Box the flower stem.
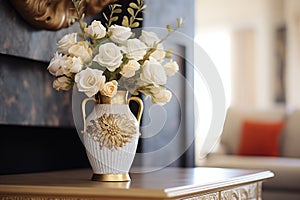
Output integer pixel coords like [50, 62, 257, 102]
[71, 0, 87, 39]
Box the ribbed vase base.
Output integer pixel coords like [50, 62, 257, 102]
[91, 173, 131, 182]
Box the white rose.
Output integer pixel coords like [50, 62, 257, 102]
[74, 68, 106, 97]
[53, 76, 73, 91]
[93, 42, 123, 72]
[63, 56, 83, 74]
[139, 30, 160, 47]
[164, 60, 179, 77]
[150, 44, 166, 62]
[101, 80, 118, 97]
[47, 52, 65, 76]
[68, 41, 93, 63]
[84, 20, 106, 39]
[151, 87, 172, 105]
[57, 33, 77, 54]
[109, 24, 132, 45]
[120, 60, 140, 78]
[140, 57, 167, 87]
[124, 38, 147, 61]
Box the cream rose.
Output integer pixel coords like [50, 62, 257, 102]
[151, 87, 172, 105]
[124, 38, 147, 61]
[48, 55, 82, 76]
[57, 33, 77, 54]
[164, 60, 179, 77]
[53, 76, 73, 91]
[74, 68, 106, 97]
[139, 30, 160, 47]
[93, 42, 123, 72]
[140, 57, 167, 87]
[47, 52, 65, 76]
[84, 20, 106, 39]
[101, 80, 118, 97]
[60, 56, 83, 75]
[120, 60, 140, 78]
[68, 41, 93, 63]
[150, 44, 166, 62]
[108, 24, 132, 45]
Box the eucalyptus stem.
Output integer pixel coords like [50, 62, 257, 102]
[159, 18, 184, 45]
[128, 5, 143, 27]
[71, 0, 87, 39]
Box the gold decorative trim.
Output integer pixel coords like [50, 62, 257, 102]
[98, 90, 128, 104]
[92, 173, 131, 182]
[87, 113, 137, 150]
[9, 0, 117, 30]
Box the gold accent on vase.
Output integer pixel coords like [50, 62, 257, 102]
[81, 97, 97, 134]
[9, 0, 117, 30]
[87, 113, 137, 150]
[97, 91, 144, 123]
[98, 90, 128, 104]
[81, 90, 143, 134]
[92, 173, 131, 182]
[127, 96, 144, 124]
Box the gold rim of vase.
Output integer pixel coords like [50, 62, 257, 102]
[91, 173, 131, 182]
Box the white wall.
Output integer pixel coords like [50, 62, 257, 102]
[285, 0, 300, 108]
[196, 0, 283, 31]
[196, 0, 300, 108]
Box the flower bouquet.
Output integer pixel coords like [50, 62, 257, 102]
[47, 0, 182, 106]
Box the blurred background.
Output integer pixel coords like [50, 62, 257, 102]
[194, 0, 300, 164]
[195, 0, 300, 109]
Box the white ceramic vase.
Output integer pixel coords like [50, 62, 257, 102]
[81, 90, 143, 181]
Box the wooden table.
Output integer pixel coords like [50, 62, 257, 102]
[0, 167, 274, 200]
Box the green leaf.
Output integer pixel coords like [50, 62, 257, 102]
[166, 24, 172, 32]
[102, 13, 108, 21]
[114, 8, 122, 13]
[131, 22, 140, 28]
[176, 18, 183, 27]
[127, 7, 135, 16]
[135, 17, 143, 21]
[165, 48, 173, 59]
[111, 16, 119, 22]
[81, 22, 87, 28]
[122, 16, 129, 27]
[113, 4, 122, 7]
[129, 2, 139, 9]
[142, 10, 149, 15]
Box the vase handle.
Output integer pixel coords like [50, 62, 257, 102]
[128, 96, 144, 124]
[81, 97, 97, 134]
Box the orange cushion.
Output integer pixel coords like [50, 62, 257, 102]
[237, 119, 284, 156]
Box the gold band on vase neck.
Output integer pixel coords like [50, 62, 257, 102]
[97, 90, 128, 104]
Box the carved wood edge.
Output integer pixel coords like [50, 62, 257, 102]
[9, 0, 117, 30]
[181, 182, 262, 200]
[0, 182, 263, 200]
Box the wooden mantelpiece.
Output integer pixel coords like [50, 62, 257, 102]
[0, 167, 274, 200]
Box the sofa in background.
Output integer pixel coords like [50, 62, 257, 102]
[197, 106, 300, 200]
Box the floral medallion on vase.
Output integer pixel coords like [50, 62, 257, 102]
[46, 0, 183, 181]
[87, 113, 137, 150]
